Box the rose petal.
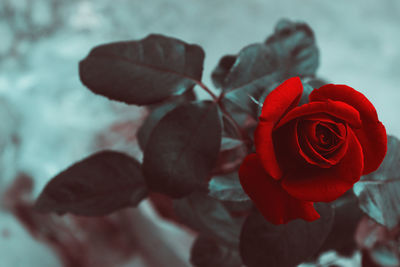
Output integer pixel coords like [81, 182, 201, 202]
[310, 84, 377, 122]
[281, 128, 364, 202]
[309, 124, 349, 162]
[275, 100, 362, 129]
[259, 77, 303, 122]
[255, 77, 303, 179]
[304, 114, 347, 140]
[239, 153, 320, 225]
[273, 120, 303, 174]
[296, 120, 349, 168]
[304, 121, 347, 159]
[309, 84, 387, 174]
[254, 122, 280, 179]
[317, 121, 346, 140]
[306, 120, 347, 153]
[296, 120, 331, 168]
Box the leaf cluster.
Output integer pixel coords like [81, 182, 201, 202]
[34, 19, 400, 267]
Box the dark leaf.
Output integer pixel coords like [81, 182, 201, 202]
[212, 136, 248, 175]
[221, 101, 258, 136]
[354, 135, 400, 229]
[179, 88, 198, 102]
[35, 151, 147, 216]
[191, 235, 242, 267]
[209, 172, 250, 202]
[173, 192, 243, 246]
[216, 110, 256, 158]
[209, 172, 253, 216]
[146, 87, 197, 111]
[265, 19, 319, 78]
[137, 103, 177, 151]
[239, 203, 334, 267]
[211, 55, 237, 89]
[221, 114, 242, 140]
[221, 43, 281, 116]
[143, 101, 221, 198]
[218, 19, 318, 117]
[139, 89, 198, 151]
[314, 191, 364, 258]
[79, 34, 205, 105]
[222, 44, 278, 93]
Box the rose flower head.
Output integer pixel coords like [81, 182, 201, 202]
[239, 77, 387, 225]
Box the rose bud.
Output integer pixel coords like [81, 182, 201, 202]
[239, 77, 387, 224]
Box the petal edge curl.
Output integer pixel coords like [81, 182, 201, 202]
[309, 84, 387, 174]
[275, 100, 362, 129]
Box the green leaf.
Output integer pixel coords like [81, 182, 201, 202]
[211, 55, 237, 89]
[174, 192, 243, 246]
[143, 101, 221, 198]
[221, 44, 280, 116]
[35, 151, 147, 216]
[265, 19, 319, 78]
[313, 191, 363, 259]
[212, 136, 248, 175]
[354, 135, 400, 229]
[223, 44, 278, 93]
[217, 19, 319, 117]
[137, 103, 177, 151]
[79, 34, 205, 105]
[239, 204, 334, 267]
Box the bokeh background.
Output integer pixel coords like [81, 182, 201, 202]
[0, 0, 399, 266]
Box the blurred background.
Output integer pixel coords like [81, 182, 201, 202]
[0, 0, 399, 266]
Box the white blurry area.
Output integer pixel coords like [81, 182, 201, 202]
[0, 0, 399, 266]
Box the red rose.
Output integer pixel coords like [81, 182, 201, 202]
[239, 77, 387, 224]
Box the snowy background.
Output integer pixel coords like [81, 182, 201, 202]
[0, 0, 399, 266]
